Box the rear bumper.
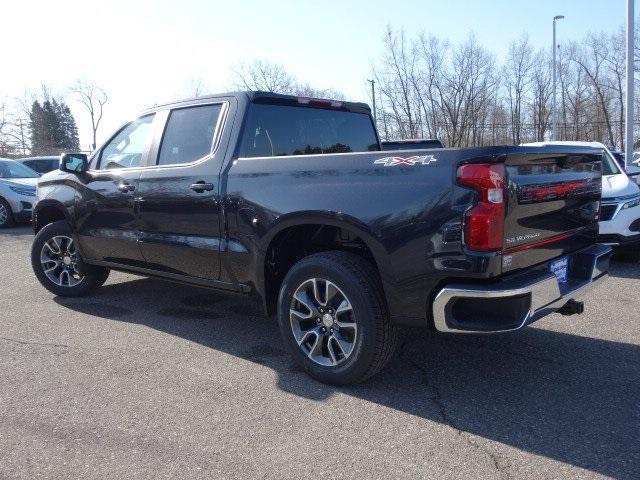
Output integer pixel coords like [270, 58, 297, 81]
[432, 244, 611, 333]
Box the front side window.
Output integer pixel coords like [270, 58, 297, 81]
[157, 104, 222, 165]
[239, 104, 379, 158]
[99, 114, 155, 170]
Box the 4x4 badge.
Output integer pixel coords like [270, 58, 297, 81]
[374, 155, 437, 167]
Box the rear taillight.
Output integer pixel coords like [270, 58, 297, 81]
[457, 163, 505, 252]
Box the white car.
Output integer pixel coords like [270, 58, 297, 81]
[522, 142, 640, 260]
[0, 158, 40, 228]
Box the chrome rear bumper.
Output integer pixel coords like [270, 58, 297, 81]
[432, 244, 611, 333]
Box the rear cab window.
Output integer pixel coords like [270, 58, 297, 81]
[239, 103, 379, 158]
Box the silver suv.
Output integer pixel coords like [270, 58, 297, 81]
[0, 159, 39, 227]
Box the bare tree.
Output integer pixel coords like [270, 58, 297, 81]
[70, 80, 108, 150]
[505, 35, 534, 144]
[232, 60, 296, 93]
[294, 84, 345, 100]
[0, 100, 29, 156]
[529, 49, 553, 141]
[573, 34, 615, 146]
[184, 77, 207, 98]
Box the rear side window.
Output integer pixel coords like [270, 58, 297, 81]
[23, 160, 37, 171]
[239, 104, 379, 158]
[157, 104, 223, 165]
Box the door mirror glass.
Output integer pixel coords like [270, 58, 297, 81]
[60, 153, 88, 174]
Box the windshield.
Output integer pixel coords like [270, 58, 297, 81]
[602, 149, 621, 176]
[0, 160, 40, 179]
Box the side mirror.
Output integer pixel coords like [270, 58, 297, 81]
[60, 153, 88, 174]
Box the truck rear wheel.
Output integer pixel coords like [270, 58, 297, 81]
[277, 251, 398, 385]
[31, 220, 110, 297]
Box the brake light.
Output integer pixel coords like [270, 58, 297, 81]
[296, 97, 343, 109]
[457, 163, 505, 252]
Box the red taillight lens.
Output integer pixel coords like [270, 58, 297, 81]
[457, 163, 505, 252]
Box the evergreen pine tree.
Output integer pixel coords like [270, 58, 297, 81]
[28, 97, 80, 153]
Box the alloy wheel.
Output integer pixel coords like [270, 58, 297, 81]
[289, 278, 358, 366]
[40, 235, 84, 287]
[0, 203, 8, 225]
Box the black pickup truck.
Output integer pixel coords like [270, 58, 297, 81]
[31, 91, 610, 385]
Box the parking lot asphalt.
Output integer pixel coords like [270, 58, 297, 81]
[1, 225, 639, 480]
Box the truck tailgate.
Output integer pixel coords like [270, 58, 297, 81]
[502, 148, 602, 272]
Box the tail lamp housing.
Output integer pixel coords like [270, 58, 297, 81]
[457, 163, 505, 252]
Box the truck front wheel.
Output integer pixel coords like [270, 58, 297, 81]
[31, 220, 110, 297]
[277, 251, 398, 385]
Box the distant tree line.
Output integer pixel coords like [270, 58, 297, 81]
[373, 26, 640, 149]
[0, 80, 108, 158]
[2, 24, 639, 156]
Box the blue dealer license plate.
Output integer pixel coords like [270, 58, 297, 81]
[550, 256, 569, 284]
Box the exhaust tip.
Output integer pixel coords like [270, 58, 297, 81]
[558, 299, 584, 316]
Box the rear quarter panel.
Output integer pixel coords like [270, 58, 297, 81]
[224, 147, 504, 325]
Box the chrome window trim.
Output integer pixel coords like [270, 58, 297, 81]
[88, 101, 229, 174]
[236, 149, 383, 162]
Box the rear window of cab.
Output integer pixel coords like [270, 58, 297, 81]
[239, 104, 379, 158]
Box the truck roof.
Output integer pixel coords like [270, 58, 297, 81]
[144, 91, 371, 114]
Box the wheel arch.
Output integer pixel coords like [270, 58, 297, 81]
[257, 211, 393, 316]
[33, 200, 70, 233]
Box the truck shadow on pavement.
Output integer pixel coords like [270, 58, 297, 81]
[54, 276, 639, 479]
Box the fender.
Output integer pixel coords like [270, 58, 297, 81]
[32, 199, 72, 231]
[253, 210, 397, 311]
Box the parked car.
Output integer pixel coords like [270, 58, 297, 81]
[523, 141, 640, 261]
[19, 156, 60, 174]
[0, 158, 39, 227]
[382, 138, 444, 150]
[31, 92, 610, 384]
[609, 149, 640, 185]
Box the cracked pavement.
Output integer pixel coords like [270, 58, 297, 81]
[1, 226, 639, 479]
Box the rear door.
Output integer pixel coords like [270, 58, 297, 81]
[501, 147, 602, 272]
[75, 114, 156, 266]
[136, 100, 230, 280]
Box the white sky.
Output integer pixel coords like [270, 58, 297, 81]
[1, 0, 630, 149]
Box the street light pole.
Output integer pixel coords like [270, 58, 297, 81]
[552, 15, 564, 140]
[625, 0, 634, 168]
[367, 79, 377, 125]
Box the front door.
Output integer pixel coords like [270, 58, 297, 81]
[136, 102, 227, 280]
[75, 114, 155, 267]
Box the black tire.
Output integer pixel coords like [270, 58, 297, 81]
[0, 197, 15, 228]
[31, 220, 110, 297]
[277, 251, 399, 385]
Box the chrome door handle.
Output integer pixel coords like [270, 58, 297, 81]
[190, 182, 214, 192]
[117, 183, 135, 193]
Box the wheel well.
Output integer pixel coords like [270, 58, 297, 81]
[34, 205, 67, 233]
[263, 224, 380, 315]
